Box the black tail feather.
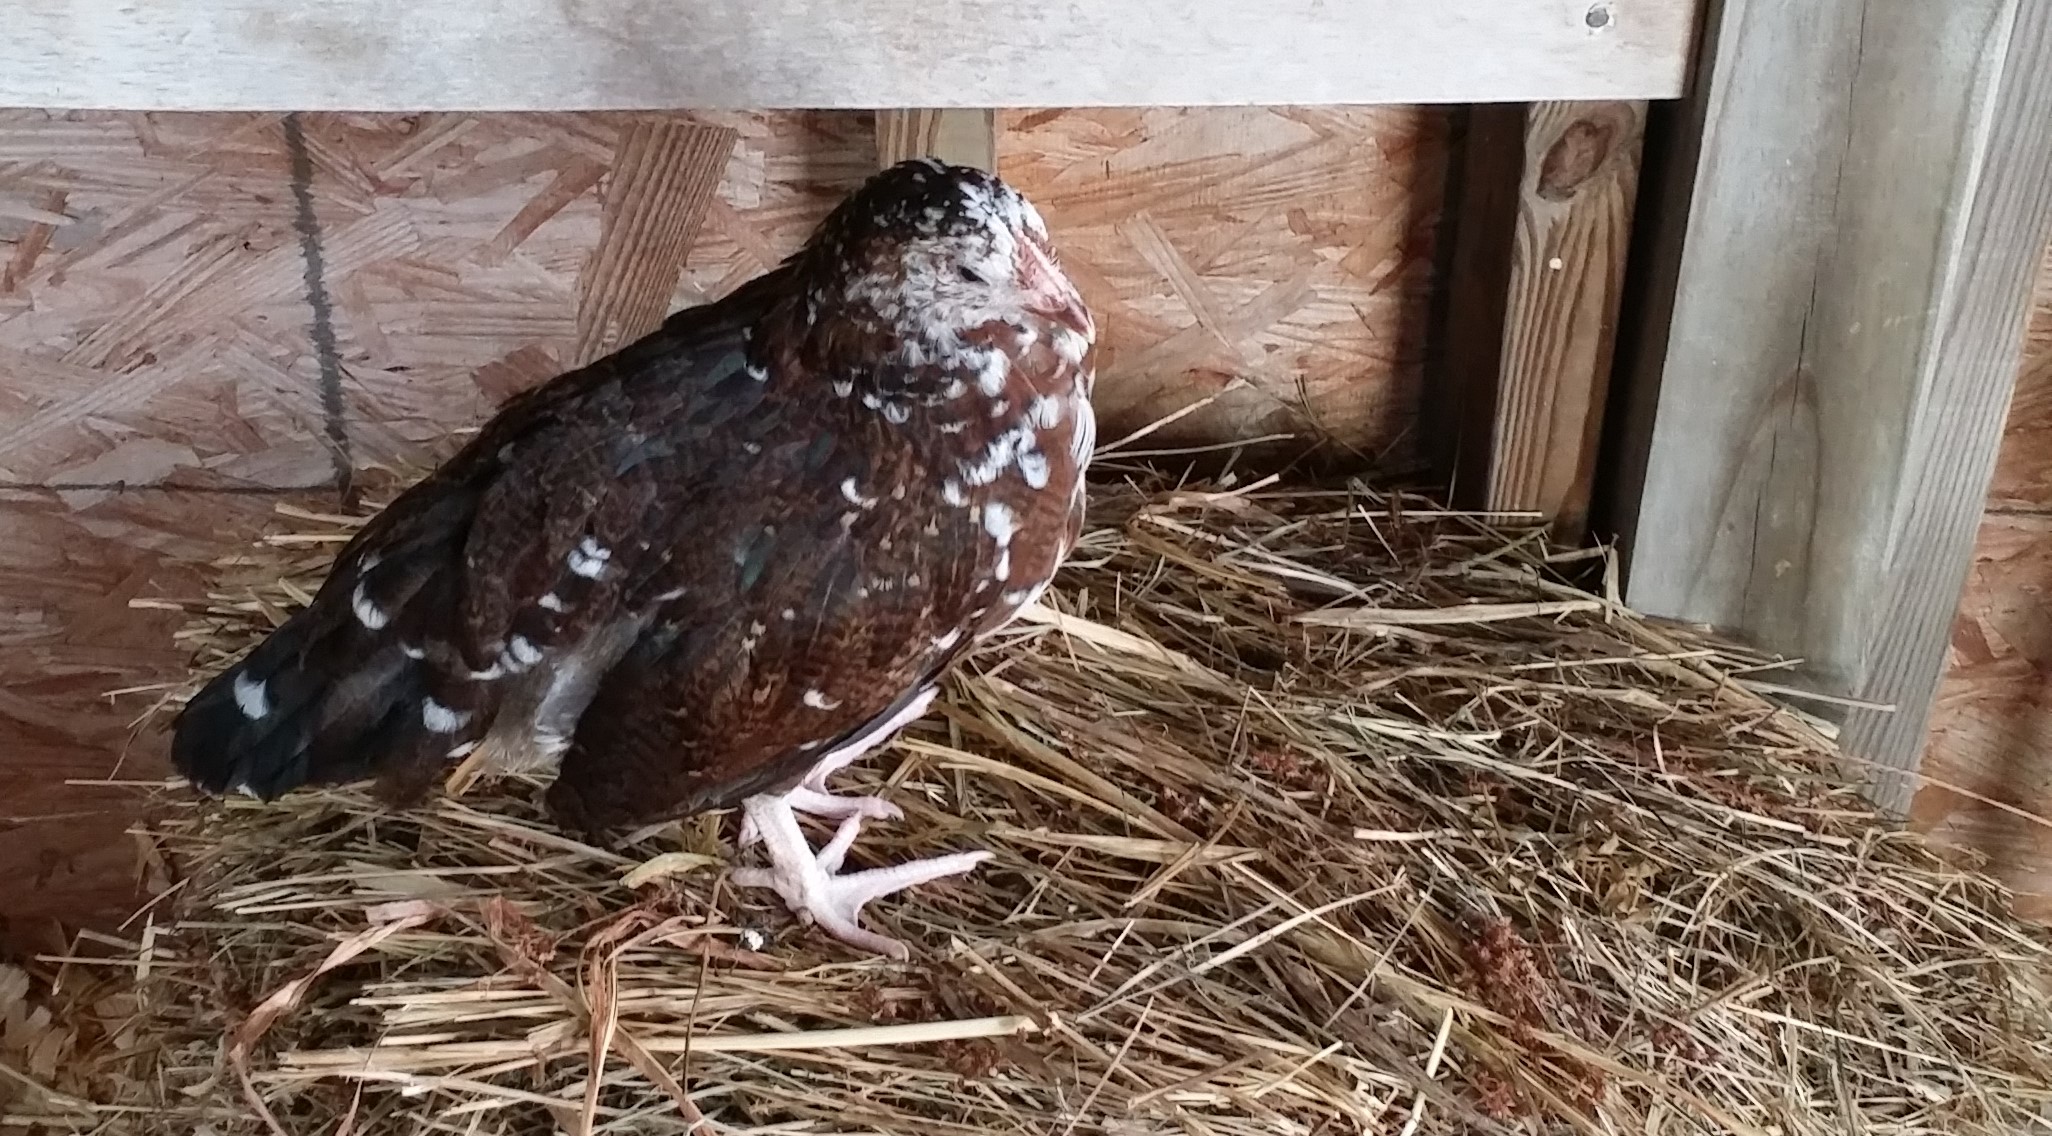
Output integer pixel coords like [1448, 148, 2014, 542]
[170, 608, 424, 800]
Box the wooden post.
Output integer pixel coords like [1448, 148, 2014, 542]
[875, 109, 998, 172]
[1438, 101, 1646, 538]
[571, 121, 738, 366]
[1606, 0, 2052, 812]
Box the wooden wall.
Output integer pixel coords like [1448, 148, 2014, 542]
[1918, 240, 2052, 919]
[0, 107, 1449, 946]
[1000, 107, 1446, 465]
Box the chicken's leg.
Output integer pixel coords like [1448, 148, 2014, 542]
[736, 687, 937, 845]
[730, 793, 989, 960]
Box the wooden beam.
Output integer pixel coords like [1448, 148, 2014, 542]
[1607, 0, 2052, 812]
[1439, 101, 1646, 537]
[876, 110, 998, 173]
[572, 121, 738, 366]
[3, 0, 1701, 111]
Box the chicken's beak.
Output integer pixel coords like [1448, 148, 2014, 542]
[1020, 238, 1095, 342]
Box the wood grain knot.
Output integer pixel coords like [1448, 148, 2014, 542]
[1537, 119, 1617, 201]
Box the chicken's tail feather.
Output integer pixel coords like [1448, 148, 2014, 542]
[169, 606, 425, 799]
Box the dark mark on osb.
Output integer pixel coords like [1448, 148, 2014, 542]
[283, 113, 355, 506]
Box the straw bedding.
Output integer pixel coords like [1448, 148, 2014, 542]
[8, 468, 2052, 1136]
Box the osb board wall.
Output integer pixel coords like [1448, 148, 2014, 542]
[999, 107, 1448, 466]
[0, 107, 1448, 945]
[1917, 239, 2052, 920]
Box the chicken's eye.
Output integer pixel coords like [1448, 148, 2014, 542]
[957, 266, 986, 284]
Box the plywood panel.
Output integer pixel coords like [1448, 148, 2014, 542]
[0, 109, 872, 484]
[4, 0, 1702, 110]
[0, 488, 283, 948]
[1918, 241, 2052, 919]
[1000, 106, 1450, 468]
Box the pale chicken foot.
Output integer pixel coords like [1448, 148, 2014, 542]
[736, 687, 938, 846]
[731, 792, 989, 960]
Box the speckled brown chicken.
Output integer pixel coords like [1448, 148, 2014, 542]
[171, 159, 1097, 958]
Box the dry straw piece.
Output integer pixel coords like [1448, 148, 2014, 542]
[14, 466, 2052, 1135]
